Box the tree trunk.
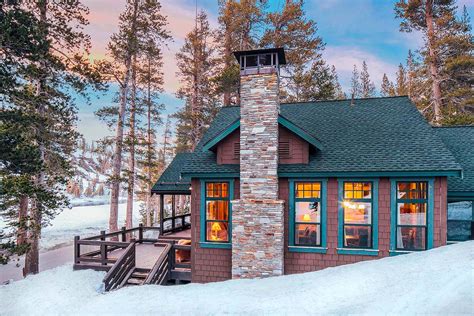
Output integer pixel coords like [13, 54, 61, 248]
[23, 198, 40, 276]
[109, 0, 139, 233]
[24, 0, 47, 277]
[425, 0, 443, 124]
[125, 55, 137, 230]
[223, 27, 232, 106]
[145, 58, 152, 227]
[17, 196, 28, 247]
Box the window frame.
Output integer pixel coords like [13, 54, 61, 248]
[390, 179, 434, 254]
[337, 179, 379, 256]
[200, 179, 234, 249]
[288, 179, 327, 253]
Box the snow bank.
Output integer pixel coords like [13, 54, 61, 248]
[1, 242, 472, 315]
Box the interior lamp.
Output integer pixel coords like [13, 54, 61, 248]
[211, 222, 222, 240]
[303, 213, 311, 222]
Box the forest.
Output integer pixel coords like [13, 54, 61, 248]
[0, 0, 473, 277]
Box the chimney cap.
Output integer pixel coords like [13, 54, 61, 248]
[234, 47, 287, 65]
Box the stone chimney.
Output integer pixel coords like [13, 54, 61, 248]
[231, 48, 286, 279]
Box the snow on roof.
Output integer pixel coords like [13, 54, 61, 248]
[1, 241, 473, 314]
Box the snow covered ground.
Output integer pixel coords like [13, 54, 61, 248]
[1, 241, 472, 315]
[0, 201, 141, 251]
[40, 201, 141, 250]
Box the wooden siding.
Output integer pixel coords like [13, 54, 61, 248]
[190, 177, 448, 282]
[216, 126, 309, 165]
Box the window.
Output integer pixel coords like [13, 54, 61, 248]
[289, 179, 327, 253]
[395, 182, 428, 250]
[294, 182, 322, 246]
[204, 182, 230, 242]
[342, 182, 373, 248]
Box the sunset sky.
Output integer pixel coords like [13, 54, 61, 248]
[77, 0, 474, 142]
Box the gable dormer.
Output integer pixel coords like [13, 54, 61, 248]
[202, 116, 322, 165]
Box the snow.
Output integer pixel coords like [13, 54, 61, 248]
[40, 201, 141, 250]
[1, 241, 472, 315]
[0, 201, 141, 251]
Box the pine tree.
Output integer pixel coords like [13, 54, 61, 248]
[260, 0, 325, 102]
[104, 0, 140, 233]
[135, 37, 168, 227]
[299, 61, 344, 101]
[350, 65, 361, 98]
[214, 0, 267, 106]
[175, 10, 219, 152]
[395, 64, 408, 96]
[160, 115, 173, 166]
[441, 5, 474, 124]
[360, 61, 376, 98]
[381, 74, 396, 97]
[99, 0, 170, 232]
[406, 49, 416, 99]
[396, 1, 474, 124]
[396, 0, 459, 123]
[331, 66, 346, 100]
[0, 0, 103, 274]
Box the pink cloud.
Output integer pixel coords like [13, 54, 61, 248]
[83, 0, 218, 94]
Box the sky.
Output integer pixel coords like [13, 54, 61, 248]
[77, 0, 473, 142]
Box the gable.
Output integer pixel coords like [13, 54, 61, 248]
[216, 126, 310, 165]
[201, 115, 323, 153]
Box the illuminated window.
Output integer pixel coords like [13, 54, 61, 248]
[294, 182, 322, 246]
[342, 182, 373, 248]
[396, 182, 428, 250]
[205, 182, 230, 242]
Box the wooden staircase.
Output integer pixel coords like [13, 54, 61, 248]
[123, 268, 150, 286]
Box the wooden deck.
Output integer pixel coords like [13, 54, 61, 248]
[110, 229, 191, 269]
[73, 226, 192, 290]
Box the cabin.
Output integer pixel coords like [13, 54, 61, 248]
[152, 47, 474, 283]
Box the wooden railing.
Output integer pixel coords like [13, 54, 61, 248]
[73, 224, 192, 288]
[73, 224, 160, 271]
[144, 242, 172, 285]
[103, 242, 136, 291]
[74, 239, 130, 271]
[161, 214, 191, 235]
[157, 237, 192, 282]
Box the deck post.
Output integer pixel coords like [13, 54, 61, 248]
[121, 226, 126, 242]
[100, 243, 106, 265]
[139, 223, 143, 242]
[100, 230, 107, 261]
[172, 195, 176, 231]
[74, 236, 80, 264]
[160, 194, 164, 235]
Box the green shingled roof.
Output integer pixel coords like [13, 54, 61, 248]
[434, 126, 474, 194]
[151, 153, 191, 194]
[180, 96, 462, 177]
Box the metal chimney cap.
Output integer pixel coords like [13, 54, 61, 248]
[233, 47, 287, 65]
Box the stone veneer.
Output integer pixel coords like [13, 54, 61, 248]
[231, 70, 285, 279]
